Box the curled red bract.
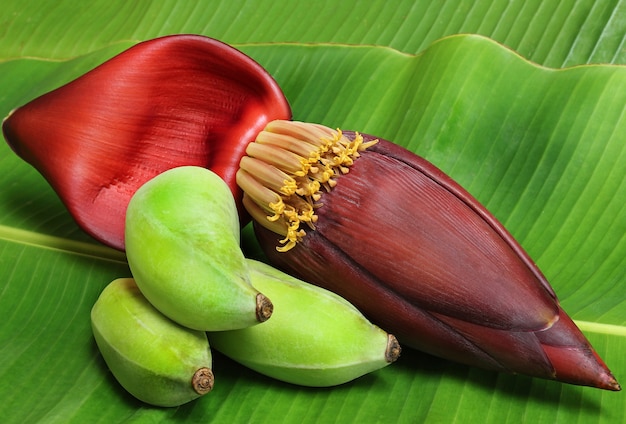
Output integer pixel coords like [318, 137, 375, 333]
[2, 35, 291, 250]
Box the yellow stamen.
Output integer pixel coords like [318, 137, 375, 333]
[236, 169, 282, 214]
[245, 142, 305, 175]
[239, 156, 297, 195]
[237, 120, 378, 251]
[256, 130, 322, 157]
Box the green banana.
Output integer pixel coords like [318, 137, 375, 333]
[91, 278, 214, 407]
[208, 259, 401, 387]
[125, 166, 273, 331]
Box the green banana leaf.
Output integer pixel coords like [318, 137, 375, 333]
[1, 1, 624, 423]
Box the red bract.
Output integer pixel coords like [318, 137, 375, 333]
[2, 35, 291, 250]
[239, 120, 620, 391]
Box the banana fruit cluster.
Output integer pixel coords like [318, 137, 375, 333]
[209, 260, 400, 387]
[91, 166, 398, 407]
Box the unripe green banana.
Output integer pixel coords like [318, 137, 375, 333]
[125, 166, 273, 331]
[208, 259, 401, 387]
[91, 278, 214, 407]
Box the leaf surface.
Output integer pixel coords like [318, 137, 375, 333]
[1, 3, 625, 423]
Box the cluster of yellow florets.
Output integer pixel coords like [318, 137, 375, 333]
[237, 120, 377, 251]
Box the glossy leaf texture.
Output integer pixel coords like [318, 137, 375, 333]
[2, 0, 626, 68]
[1, 11, 626, 424]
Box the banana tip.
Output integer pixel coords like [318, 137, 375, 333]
[256, 293, 274, 322]
[599, 374, 621, 392]
[386, 334, 402, 363]
[192, 367, 214, 395]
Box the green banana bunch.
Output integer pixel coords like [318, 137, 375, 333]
[125, 166, 273, 331]
[91, 278, 214, 407]
[208, 259, 401, 387]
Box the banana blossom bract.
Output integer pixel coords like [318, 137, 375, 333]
[1, 35, 291, 250]
[239, 120, 620, 391]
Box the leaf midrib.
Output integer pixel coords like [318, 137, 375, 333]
[0, 225, 126, 263]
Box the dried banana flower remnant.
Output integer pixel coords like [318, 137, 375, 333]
[239, 119, 620, 391]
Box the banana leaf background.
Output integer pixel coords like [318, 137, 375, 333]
[1, 0, 625, 422]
